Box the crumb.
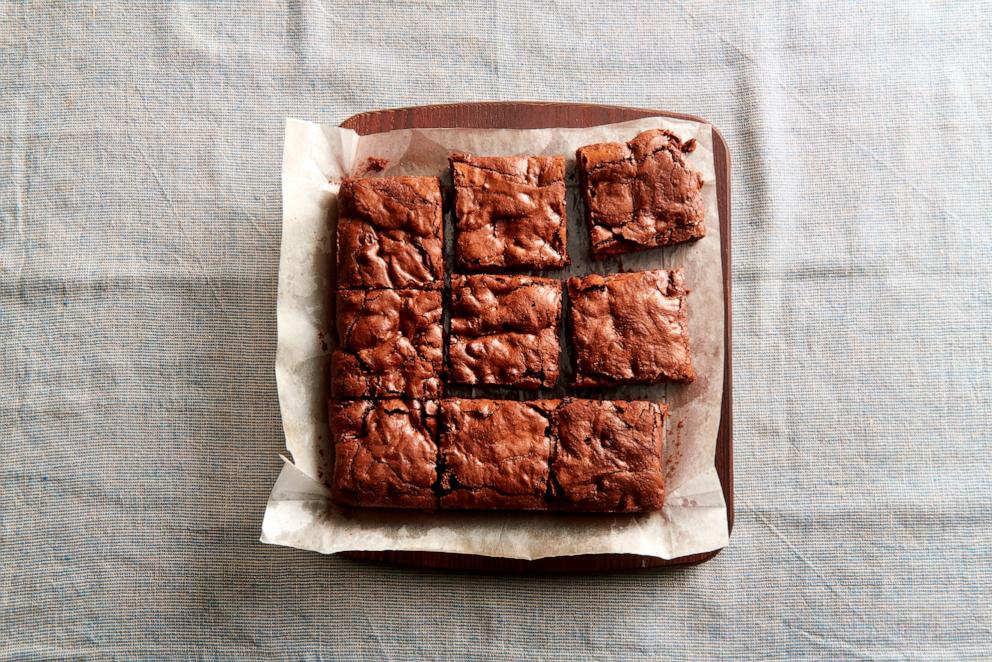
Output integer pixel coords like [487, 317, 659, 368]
[360, 156, 389, 174]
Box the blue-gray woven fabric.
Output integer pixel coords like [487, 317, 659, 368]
[2, 2, 990, 660]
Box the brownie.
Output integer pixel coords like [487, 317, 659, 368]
[439, 398, 556, 510]
[330, 399, 439, 509]
[568, 269, 694, 386]
[332, 288, 443, 398]
[450, 152, 568, 271]
[436, 397, 666, 513]
[336, 177, 443, 289]
[549, 398, 666, 512]
[576, 129, 705, 258]
[448, 274, 562, 389]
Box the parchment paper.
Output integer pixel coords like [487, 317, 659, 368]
[262, 116, 727, 560]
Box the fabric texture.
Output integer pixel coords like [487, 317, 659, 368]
[2, 1, 990, 659]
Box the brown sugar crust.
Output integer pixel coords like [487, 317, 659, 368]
[330, 399, 439, 509]
[450, 152, 568, 271]
[332, 288, 443, 398]
[577, 129, 705, 257]
[336, 177, 443, 289]
[568, 269, 694, 386]
[448, 274, 562, 389]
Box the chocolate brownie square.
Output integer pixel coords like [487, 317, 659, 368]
[330, 399, 439, 509]
[568, 269, 694, 386]
[576, 129, 705, 258]
[448, 274, 562, 389]
[336, 177, 443, 289]
[439, 398, 556, 510]
[450, 152, 568, 271]
[549, 398, 666, 512]
[331, 288, 443, 398]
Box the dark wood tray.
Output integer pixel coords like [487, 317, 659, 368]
[338, 102, 733, 572]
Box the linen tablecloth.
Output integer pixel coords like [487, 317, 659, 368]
[3, 2, 990, 659]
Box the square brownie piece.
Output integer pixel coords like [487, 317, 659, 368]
[439, 398, 557, 510]
[549, 398, 666, 512]
[568, 269, 694, 386]
[450, 152, 568, 271]
[448, 274, 562, 389]
[336, 177, 443, 289]
[332, 288, 443, 398]
[330, 399, 439, 509]
[576, 129, 705, 258]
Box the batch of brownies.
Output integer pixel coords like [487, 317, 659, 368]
[329, 129, 706, 514]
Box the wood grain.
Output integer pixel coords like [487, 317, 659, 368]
[338, 102, 733, 573]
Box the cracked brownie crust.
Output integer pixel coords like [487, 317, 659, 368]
[331, 399, 439, 509]
[568, 269, 695, 386]
[577, 129, 705, 258]
[336, 177, 443, 289]
[325, 143, 693, 515]
[332, 288, 443, 398]
[448, 274, 562, 389]
[450, 152, 568, 271]
[329, 398, 667, 512]
[551, 398, 666, 512]
[439, 398, 557, 510]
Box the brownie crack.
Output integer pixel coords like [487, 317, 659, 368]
[582, 153, 636, 174]
[454, 161, 556, 187]
[408, 237, 436, 276]
[359, 182, 440, 211]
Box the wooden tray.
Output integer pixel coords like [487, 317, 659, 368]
[338, 102, 733, 572]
